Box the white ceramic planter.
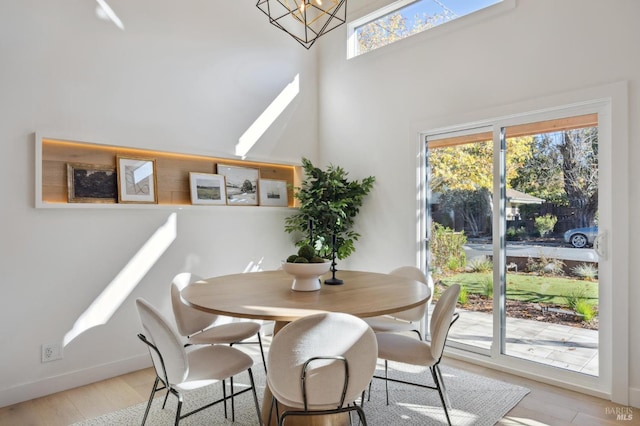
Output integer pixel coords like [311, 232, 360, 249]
[281, 261, 331, 291]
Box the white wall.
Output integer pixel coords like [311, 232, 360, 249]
[0, 0, 319, 406]
[317, 0, 639, 407]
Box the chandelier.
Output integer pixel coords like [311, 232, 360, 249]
[256, 0, 348, 49]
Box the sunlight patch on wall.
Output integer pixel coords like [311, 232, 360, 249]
[235, 74, 300, 159]
[95, 0, 125, 30]
[63, 213, 177, 346]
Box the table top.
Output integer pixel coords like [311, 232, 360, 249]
[181, 269, 431, 323]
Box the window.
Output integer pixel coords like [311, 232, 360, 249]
[348, 0, 503, 57]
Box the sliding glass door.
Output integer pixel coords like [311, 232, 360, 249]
[424, 111, 601, 379]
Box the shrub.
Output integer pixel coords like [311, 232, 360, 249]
[565, 287, 586, 311]
[571, 263, 598, 281]
[481, 275, 493, 298]
[574, 299, 597, 321]
[430, 223, 467, 273]
[466, 256, 493, 273]
[534, 214, 558, 237]
[526, 255, 565, 276]
[458, 286, 468, 305]
[506, 226, 527, 241]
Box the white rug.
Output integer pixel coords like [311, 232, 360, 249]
[73, 360, 529, 426]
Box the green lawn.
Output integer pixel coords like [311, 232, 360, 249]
[440, 272, 598, 306]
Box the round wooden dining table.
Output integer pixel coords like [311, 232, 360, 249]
[181, 269, 431, 426]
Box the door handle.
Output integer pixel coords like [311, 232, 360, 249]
[594, 230, 607, 260]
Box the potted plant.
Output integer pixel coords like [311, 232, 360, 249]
[285, 158, 375, 261]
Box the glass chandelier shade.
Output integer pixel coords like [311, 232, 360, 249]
[256, 0, 348, 49]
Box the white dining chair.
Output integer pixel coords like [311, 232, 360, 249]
[267, 312, 378, 426]
[364, 266, 433, 339]
[170, 272, 267, 372]
[135, 298, 261, 425]
[373, 284, 460, 425]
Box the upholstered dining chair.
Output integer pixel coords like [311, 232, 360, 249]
[364, 266, 433, 340]
[267, 312, 378, 426]
[170, 272, 267, 372]
[373, 283, 460, 426]
[135, 298, 261, 426]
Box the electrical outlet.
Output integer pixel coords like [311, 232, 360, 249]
[42, 342, 63, 362]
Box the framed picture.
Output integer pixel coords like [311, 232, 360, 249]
[216, 164, 259, 206]
[259, 179, 288, 207]
[116, 156, 158, 204]
[189, 172, 227, 205]
[66, 163, 117, 203]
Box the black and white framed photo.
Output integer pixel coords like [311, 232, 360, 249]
[216, 164, 259, 206]
[259, 178, 288, 207]
[189, 172, 227, 205]
[66, 163, 117, 203]
[116, 156, 158, 204]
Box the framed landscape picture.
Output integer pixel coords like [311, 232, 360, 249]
[259, 178, 288, 207]
[116, 156, 158, 204]
[66, 163, 117, 203]
[216, 164, 259, 206]
[189, 172, 227, 205]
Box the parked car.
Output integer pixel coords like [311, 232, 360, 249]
[564, 226, 598, 248]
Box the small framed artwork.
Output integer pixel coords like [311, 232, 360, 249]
[189, 172, 227, 205]
[66, 163, 117, 203]
[259, 179, 288, 207]
[217, 164, 259, 206]
[116, 156, 158, 204]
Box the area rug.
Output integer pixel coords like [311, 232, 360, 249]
[73, 361, 529, 426]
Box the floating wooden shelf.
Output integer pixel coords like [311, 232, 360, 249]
[35, 135, 300, 209]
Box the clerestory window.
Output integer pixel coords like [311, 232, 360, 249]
[348, 0, 504, 58]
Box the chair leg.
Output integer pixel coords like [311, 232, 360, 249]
[384, 360, 390, 406]
[268, 396, 281, 426]
[354, 405, 368, 426]
[141, 376, 161, 426]
[230, 376, 235, 422]
[435, 364, 452, 409]
[257, 332, 267, 373]
[222, 379, 227, 418]
[430, 365, 452, 426]
[247, 368, 262, 424]
[174, 392, 183, 426]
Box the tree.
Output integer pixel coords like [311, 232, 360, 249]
[510, 134, 567, 205]
[429, 137, 532, 235]
[429, 137, 533, 193]
[356, 9, 452, 54]
[510, 127, 598, 228]
[439, 188, 491, 237]
[240, 179, 253, 193]
[560, 128, 598, 227]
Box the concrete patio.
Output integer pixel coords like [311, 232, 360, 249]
[448, 310, 598, 375]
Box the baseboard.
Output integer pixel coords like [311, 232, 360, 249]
[0, 354, 151, 408]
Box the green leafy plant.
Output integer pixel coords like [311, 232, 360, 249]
[506, 226, 527, 241]
[574, 299, 597, 322]
[466, 256, 493, 273]
[565, 287, 588, 312]
[284, 158, 375, 260]
[534, 214, 557, 237]
[458, 285, 468, 305]
[481, 275, 493, 298]
[430, 223, 467, 273]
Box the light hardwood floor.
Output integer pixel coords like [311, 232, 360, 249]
[0, 356, 633, 426]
